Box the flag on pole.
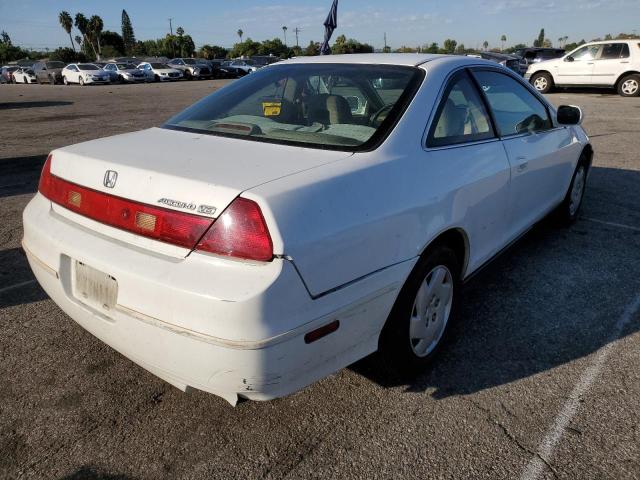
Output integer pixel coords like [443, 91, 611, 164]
[320, 0, 338, 55]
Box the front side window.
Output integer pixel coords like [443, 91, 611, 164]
[599, 43, 630, 59]
[164, 64, 423, 151]
[428, 72, 494, 147]
[473, 70, 552, 136]
[570, 45, 601, 61]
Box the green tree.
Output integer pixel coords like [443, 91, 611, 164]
[455, 43, 466, 54]
[258, 38, 289, 57]
[305, 40, 320, 56]
[395, 46, 416, 53]
[534, 28, 545, 47]
[198, 44, 228, 59]
[500, 34, 507, 51]
[100, 31, 125, 57]
[58, 11, 75, 52]
[49, 46, 87, 63]
[282, 26, 288, 46]
[483, 40, 489, 50]
[443, 38, 457, 54]
[121, 9, 136, 55]
[88, 15, 104, 58]
[229, 38, 261, 58]
[424, 42, 439, 54]
[331, 35, 373, 54]
[75, 13, 97, 58]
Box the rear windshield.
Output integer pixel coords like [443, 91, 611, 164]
[117, 63, 136, 70]
[78, 64, 99, 70]
[150, 63, 168, 69]
[164, 64, 423, 151]
[46, 61, 65, 69]
[184, 59, 197, 65]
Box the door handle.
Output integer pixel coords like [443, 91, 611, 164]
[586, 62, 594, 65]
[621, 61, 630, 64]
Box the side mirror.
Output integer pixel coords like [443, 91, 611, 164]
[557, 105, 583, 125]
[564, 56, 574, 62]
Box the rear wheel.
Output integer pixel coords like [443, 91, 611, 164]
[531, 72, 553, 94]
[379, 245, 461, 372]
[618, 74, 640, 97]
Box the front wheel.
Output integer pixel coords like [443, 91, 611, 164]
[379, 245, 461, 372]
[79, 77, 85, 86]
[63, 76, 69, 85]
[556, 159, 588, 225]
[618, 74, 640, 97]
[530, 72, 554, 94]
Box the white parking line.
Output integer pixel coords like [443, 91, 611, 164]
[583, 217, 640, 232]
[520, 292, 640, 480]
[0, 279, 36, 294]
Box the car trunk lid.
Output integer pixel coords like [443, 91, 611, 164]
[48, 127, 351, 257]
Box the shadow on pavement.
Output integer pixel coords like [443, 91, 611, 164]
[0, 248, 46, 309]
[59, 466, 136, 480]
[0, 154, 46, 198]
[351, 166, 640, 398]
[0, 101, 73, 110]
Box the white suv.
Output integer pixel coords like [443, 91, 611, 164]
[526, 40, 640, 97]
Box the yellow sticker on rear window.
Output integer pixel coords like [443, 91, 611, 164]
[262, 102, 282, 117]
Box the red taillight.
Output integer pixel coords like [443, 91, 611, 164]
[196, 197, 273, 262]
[38, 154, 213, 249]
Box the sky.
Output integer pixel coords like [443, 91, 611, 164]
[1, 0, 639, 52]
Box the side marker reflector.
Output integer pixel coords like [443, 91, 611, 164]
[304, 320, 340, 344]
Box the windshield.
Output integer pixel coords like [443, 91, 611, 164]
[117, 63, 135, 70]
[184, 59, 197, 65]
[78, 64, 99, 70]
[164, 64, 423, 151]
[151, 63, 168, 69]
[46, 61, 65, 69]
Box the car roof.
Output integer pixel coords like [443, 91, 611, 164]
[584, 39, 638, 45]
[280, 53, 444, 66]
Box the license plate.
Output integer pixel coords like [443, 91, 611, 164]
[72, 261, 118, 313]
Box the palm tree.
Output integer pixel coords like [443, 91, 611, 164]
[59, 11, 75, 52]
[88, 15, 104, 58]
[282, 26, 288, 46]
[483, 40, 489, 51]
[500, 35, 506, 51]
[75, 35, 82, 51]
[237, 29, 243, 42]
[75, 13, 97, 58]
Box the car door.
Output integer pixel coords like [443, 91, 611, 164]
[472, 69, 580, 240]
[591, 43, 630, 86]
[556, 44, 601, 85]
[424, 70, 512, 270]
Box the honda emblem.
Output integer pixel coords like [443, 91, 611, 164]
[103, 170, 118, 188]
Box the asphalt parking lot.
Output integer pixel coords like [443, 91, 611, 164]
[1, 81, 639, 480]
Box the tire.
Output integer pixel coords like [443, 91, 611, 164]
[63, 76, 69, 86]
[555, 155, 589, 225]
[154, 74, 160, 82]
[530, 72, 553, 94]
[379, 245, 461, 373]
[617, 74, 640, 97]
[79, 77, 85, 86]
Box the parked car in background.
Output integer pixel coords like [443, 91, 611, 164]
[62, 64, 111, 85]
[220, 60, 249, 78]
[137, 62, 183, 82]
[228, 59, 259, 74]
[513, 47, 565, 74]
[1, 66, 19, 83]
[467, 52, 521, 75]
[251, 55, 280, 67]
[167, 58, 212, 79]
[12, 67, 37, 84]
[103, 63, 146, 83]
[33, 61, 65, 84]
[526, 40, 640, 97]
[24, 54, 592, 405]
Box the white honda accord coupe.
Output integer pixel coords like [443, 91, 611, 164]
[23, 54, 592, 405]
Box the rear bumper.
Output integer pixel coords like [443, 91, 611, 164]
[23, 193, 406, 403]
